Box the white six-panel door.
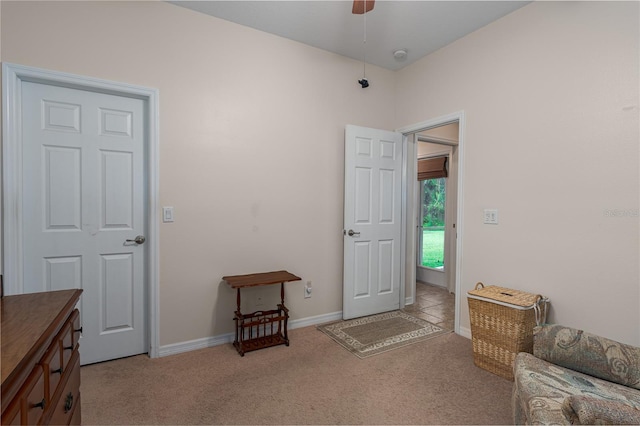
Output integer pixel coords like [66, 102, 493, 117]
[343, 125, 403, 319]
[22, 81, 147, 365]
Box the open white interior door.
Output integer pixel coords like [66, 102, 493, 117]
[343, 125, 403, 319]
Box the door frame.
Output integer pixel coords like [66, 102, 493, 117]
[397, 111, 465, 335]
[2, 62, 161, 358]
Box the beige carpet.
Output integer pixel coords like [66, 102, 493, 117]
[317, 310, 451, 358]
[80, 325, 514, 425]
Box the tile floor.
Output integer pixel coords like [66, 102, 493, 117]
[403, 281, 455, 331]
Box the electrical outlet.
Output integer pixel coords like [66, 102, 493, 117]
[304, 281, 312, 299]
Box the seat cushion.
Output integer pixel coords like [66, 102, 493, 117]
[561, 395, 640, 425]
[513, 352, 640, 425]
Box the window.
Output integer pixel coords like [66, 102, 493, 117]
[420, 177, 446, 269]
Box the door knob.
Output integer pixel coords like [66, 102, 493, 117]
[126, 235, 146, 244]
[347, 229, 360, 237]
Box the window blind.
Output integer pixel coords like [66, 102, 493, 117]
[417, 156, 448, 180]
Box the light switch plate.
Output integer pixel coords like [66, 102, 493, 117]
[483, 209, 498, 224]
[163, 206, 174, 223]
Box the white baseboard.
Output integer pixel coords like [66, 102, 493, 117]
[157, 311, 470, 357]
[458, 325, 472, 339]
[405, 296, 414, 306]
[158, 332, 235, 357]
[289, 310, 343, 329]
[157, 310, 343, 358]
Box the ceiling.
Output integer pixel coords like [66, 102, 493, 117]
[170, 1, 531, 71]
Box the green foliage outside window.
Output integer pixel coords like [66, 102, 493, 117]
[423, 178, 446, 227]
[422, 177, 446, 269]
[422, 230, 444, 268]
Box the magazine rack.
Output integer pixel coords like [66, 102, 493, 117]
[223, 270, 301, 356]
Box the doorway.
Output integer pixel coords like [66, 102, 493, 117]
[414, 125, 459, 331]
[416, 152, 449, 288]
[415, 123, 458, 293]
[397, 112, 464, 334]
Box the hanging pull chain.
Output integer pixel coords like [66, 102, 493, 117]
[358, 0, 370, 88]
[363, 0, 367, 79]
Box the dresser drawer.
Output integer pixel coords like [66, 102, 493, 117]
[70, 309, 81, 347]
[23, 366, 46, 426]
[69, 394, 81, 425]
[48, 351, 80, 426]
[42, 340, 63, 406]
[60, 320, 75, 370]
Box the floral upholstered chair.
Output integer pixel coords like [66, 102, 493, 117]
[512, 324, 640, 424]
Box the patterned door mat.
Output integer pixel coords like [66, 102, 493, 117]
[317, 310, 451, 358]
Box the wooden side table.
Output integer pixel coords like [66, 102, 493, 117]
[222, 270, 301, 356]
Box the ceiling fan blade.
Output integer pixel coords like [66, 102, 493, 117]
[352, 0, 374, 15]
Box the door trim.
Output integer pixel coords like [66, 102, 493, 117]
[396, 111, 465, 336]
[2, 62, 161, 358]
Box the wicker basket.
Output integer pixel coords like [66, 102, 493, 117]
[467, 282, 548, 380]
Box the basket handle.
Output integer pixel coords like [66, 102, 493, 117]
[533, 295, 548, 326]
[475, 282, 485, 290]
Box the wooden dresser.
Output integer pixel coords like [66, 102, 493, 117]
[1, 289, 83, 425]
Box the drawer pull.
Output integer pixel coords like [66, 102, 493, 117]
[52, 367, 63, 375]
[74, 326, 83, 333]
[64, 345, 74, 351]
[64, 393, 73, 413]
[33, 398, 46, 410]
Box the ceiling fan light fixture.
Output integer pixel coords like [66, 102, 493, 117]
[355, 0, 372, 88]
[352, 0, 375, 15]
[393, 49, 408, 61]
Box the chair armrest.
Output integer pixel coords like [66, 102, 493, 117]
[533, 324, 640, 390]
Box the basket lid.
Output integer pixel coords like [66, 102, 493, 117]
[468, 282, 542, 307]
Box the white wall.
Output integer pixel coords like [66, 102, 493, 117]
[396, 1, 640, 345]
[0, 1, 397, 346]
[2, 1, 638, 348]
